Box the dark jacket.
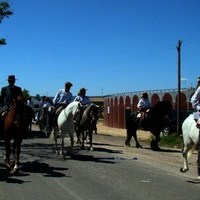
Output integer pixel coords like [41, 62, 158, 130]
[0, 85, 23, 107]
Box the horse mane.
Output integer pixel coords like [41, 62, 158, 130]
[80, 104, 99, 125]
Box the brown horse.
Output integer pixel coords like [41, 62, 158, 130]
[3, 96, 29, 174]
[75, 103, 99, 151]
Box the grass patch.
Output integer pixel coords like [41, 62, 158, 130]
[160, 134, 183, 149]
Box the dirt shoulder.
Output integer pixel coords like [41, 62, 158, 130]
[96, 119, 152, 141]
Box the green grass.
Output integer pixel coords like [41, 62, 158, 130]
[159, 134, 183, 149]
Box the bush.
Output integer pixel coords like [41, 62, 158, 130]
[160, 134, 183, 149]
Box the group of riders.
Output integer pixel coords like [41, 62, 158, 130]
[0, 74, 200, 140]
[0, 75, 95, 139]
[36, 82, 92, 135]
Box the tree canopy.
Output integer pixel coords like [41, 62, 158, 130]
[0, 1, 13, 45]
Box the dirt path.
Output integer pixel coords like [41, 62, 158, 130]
[96, 119, 152, 141]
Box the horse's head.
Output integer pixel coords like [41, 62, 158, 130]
[81, 103, 99, 125]
[11, 95, 24, 108]
[89, 104, 100, 122]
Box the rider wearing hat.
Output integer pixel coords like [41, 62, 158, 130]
[73, 88, 91, 105]
[0, 75, 23, 109]
[73, 87, 91, 124]
[137, 92, 151, 112]
[191, 76, 200, 128]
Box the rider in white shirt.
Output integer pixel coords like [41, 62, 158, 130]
[137, 92, 151, 112]
[191, 76, 200, 128]
[136, 92, 151, 128]
[73, 88, 91, 123]
[53, 82, 73, 110]
[74, 88, 91, 105]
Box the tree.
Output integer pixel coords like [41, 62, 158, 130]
[0, 1, 13, 45]
[23, 89, 30, 100]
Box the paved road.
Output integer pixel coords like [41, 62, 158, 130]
[0, 125, 200, 200]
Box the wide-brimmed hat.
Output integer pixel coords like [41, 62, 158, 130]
[65, 82, 73, 87]
[7, 75, 17, 81]
[142, 92, 148, 98]
[78, 88, 87, 94]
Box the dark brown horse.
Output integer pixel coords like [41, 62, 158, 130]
[3, 96, 30, 174]
[75, 103, 99, 151]
[125, 101, 172, 150]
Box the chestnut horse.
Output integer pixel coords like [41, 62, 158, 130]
[3, 96, 30, 174]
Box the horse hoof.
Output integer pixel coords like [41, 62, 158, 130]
[136, 144, 143, 148]
[180, 168, 188, 173]
[125, 141, 130, 147]
[90, 147, 94, 151]
[12, 168, 19, 175]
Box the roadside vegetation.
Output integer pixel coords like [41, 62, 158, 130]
[160, 134, 183, 149]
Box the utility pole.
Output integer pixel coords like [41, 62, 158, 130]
[176, 40, 182, 134]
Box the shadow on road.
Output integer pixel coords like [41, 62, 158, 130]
[21, 161, 68, 177]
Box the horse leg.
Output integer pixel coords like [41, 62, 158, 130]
[125, 128, 142, 148]
[150, 132, 160, 151]
[88, 130, 93, 151]
[60, 131, 65, 159]
[69, 133, 74, 155]
[12, 138, 22, 174]
[53, 126, 59, 154]
[81, 130, 85, 150]
[180, 145, 190, 173]
[4, 138, 11, 169]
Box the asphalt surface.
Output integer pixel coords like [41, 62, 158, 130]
[0, 124, 200, 200]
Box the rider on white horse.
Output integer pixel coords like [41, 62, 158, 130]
[50, 81, 73, 132]
[191, 76, 200, 128]
[53, 81, 73, 113]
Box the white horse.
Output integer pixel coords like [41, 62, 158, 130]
[51, 101, 80, 159]
[180, 114, 200, 179]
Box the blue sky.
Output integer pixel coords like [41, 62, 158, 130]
[0, 0, 200, 97]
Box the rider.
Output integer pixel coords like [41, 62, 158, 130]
[0, 75, 23, 114]
[73, 87, 91, 123]
[0, 75, 24, 139]
[136, 92, 151, 128]
[74, 88, 91, 105]
[51, 82, 73, 131]
[191, 76, 200, 128]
